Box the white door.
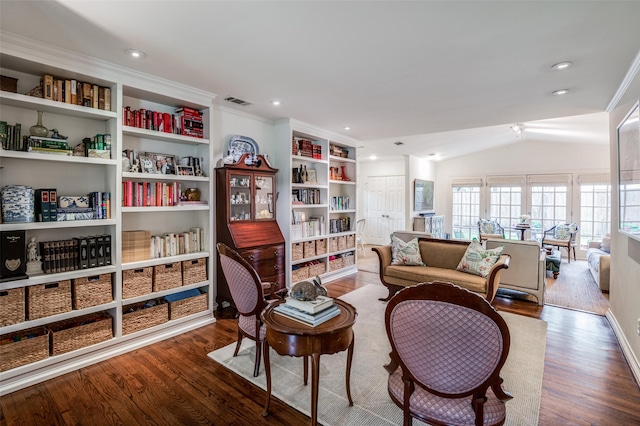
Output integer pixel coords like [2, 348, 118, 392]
[366, 176, 406, 245]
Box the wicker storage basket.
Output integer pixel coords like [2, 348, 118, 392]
[328, 236, 338, 253]
[153, 262, 182, 292]
[315, 239, 326, 255]
[182, 258, 207, 286]
[0, 287, 25, 326]
[0, 327, 49, 372]
[27, 280, 72, 320]
[49, 312, 113, 355]
[291, 242, 303, 261]
[122, 267, 153, 299]
[329, 257, 344, 272]
[167, 292, 208, 320]
[122, 299, 168, 335]
[337, 235, 347, 251]
[291, 265, 309, 282]
[342, 253, 355, 267]
[346, 234, 355, 248]
[303, 241, 316, 258]
[72, 274, 113, 310]
[308, 261, 325, 277]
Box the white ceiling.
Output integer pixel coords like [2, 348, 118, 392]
[1, 1, 639, 161]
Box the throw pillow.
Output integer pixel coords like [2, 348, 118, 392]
[554, 224, 571, 240]
[601, 234, 611, 253]
[479, 218, 499, 234]
[391, 236, 426, 266]
[456, 240, 504, 278]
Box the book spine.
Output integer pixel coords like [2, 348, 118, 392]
[70, 80, 77, 105]
[98, 87, 106, 110]
[42, 74, 54, 100]
[104, 87, 111, 111]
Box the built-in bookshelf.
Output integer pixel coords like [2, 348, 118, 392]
[274, 119, 359, 286]
[0, 36, 215, 395]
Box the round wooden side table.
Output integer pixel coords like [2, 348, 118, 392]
[261, 299, 357, 426]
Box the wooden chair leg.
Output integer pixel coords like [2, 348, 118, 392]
[233, 329, 243, 356]
[253, 339, 262, 377]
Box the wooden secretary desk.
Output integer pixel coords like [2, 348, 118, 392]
[215, 153, 286, 310]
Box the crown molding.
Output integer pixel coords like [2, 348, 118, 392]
[606, 48, 640, 112]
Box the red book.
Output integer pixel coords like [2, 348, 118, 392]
[163, 113, 172, 133]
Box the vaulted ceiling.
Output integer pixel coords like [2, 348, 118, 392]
[1, 1, 639, 160]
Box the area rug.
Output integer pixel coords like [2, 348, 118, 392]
[209, 284, 547, 426]
[543, 259, 609, 315]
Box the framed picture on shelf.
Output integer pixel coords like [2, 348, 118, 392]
[306, 169, 317, 184]
[147, 152, 176, 174]
[140, 155, 157, 174]
[177, 165, 194, 176]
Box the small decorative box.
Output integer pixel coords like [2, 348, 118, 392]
[58, 196, 90, 209]
[56, 208, 95, 221]
[1, 185, 35, 223]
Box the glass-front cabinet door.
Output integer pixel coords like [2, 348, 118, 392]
[229, 173, 252, 221]
[254, 174, 274, 220]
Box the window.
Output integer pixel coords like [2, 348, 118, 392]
[487, 176, 526, 240]
[579, 174, 611, 249]
[451, 178, 482, 240]
[528, 174, 571, 237]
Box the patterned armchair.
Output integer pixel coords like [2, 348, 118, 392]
[478, 218, 505, 242]
[542, 223, 579, 263]
[384, 282, 512, 426]
[216, 242, 279, 377]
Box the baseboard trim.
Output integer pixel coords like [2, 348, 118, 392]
[606, 309, 640, 387]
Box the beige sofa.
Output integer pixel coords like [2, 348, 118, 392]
[587, 240, 610, 292]
[372, 237, 510, 303]
[485, 238, 546, 305]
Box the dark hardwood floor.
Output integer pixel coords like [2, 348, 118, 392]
[2, 271, 639, 425]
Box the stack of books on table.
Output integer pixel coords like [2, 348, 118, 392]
[274, 296, 340, 327]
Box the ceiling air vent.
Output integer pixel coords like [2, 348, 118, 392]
[224, 96, 252, 107]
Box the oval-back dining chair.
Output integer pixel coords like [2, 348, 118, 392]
[385, 281, 512, 426]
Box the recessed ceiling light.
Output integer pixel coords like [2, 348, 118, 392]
[370, 155, 377, 160]
[551, 61, 573, 71]
[552, 89, 570, 96]
[394, 141, 404, 146]
[126, 49, 146, 59]
[271, 100, 281, 106]
[344, 126, 351, 130]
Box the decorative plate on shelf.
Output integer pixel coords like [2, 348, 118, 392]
[228, 135, 259, 163]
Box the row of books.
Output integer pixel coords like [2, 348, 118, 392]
[274, 296, 339, 327]
[0, 121, 21, 151]
[330, 196, 351, 211]
[292, 189, 322, 205]
[291, 216, 325, 240]
[39, 235, 111, 274]
[123, 106, 203, 138]
[150, 228, 203, 259]
[292, 137, 322, 159]
[122, 181, 196, 207]
[329, 217, 352, 233]
[40, 75, 111, 110]
[32, 190, 110, 222]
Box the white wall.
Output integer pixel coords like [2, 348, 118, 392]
[608, 65, 640, 385]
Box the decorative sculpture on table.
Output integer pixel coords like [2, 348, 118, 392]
[289, 276, 327, 301]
